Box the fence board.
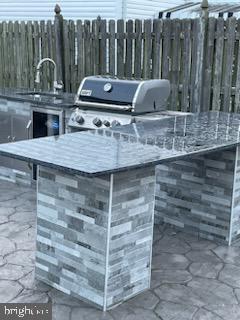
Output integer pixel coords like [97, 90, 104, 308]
[100, 20, 107, 75]
[92, 19, 100, 75]
[63, 20, 71, 92]
[222, 17, 236, 112]
[76, 20, 84, 84]
[202, 17, 216, 111]
[152, 19, 162, 79]
[2, 22, 7, 87]
[84, 20, 92, 77]
[181, 19, 191, 112]
[162, 19, 171, 80]
[170, 19, 181, 111]
[117, 20, 124, 77]
[134, 19, 142, 78]
[0, 24, 3, 87]
[234, 19, 240, 112]
[143, 20, 152, 79]
[125, 20, 133, 78]
[69, 20, 76, 92]
[212, 18, 224, 111]
[27, 22, 34, 89]
[109, 20, 115, 76]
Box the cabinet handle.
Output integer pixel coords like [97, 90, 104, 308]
[26, 120, 32, 140]
[7, 136, 11, 141]
[12, 136, 15, 141]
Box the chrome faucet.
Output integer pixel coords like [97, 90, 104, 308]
[35, 58, 63, 94]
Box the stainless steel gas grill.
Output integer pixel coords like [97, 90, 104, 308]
[68, 76, 170, 131]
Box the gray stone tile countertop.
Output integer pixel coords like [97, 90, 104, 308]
[0, 88, 75, 109]
[0, 111, 239, 176]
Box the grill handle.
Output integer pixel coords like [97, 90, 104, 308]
[75, 101, 133, 112]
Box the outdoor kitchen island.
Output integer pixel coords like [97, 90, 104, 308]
[0, 111, 240, 310]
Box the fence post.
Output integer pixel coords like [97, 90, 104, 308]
[192, 0, 209, 112]
[54, 4, 65, 89]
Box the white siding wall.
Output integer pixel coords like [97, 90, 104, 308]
[0, 0, 121, 21]
[1, 0, 239, 21]
[124, 0, 185, 19]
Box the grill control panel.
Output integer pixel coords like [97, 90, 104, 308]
[68, 108, 134, 130]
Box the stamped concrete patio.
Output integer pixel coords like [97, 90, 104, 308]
[0, 180, 240, 320]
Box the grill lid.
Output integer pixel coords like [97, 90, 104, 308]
[75, 76, 170, 113]
[79, 77, 139, 107]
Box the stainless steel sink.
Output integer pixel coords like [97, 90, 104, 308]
[16, 91, 63, 99]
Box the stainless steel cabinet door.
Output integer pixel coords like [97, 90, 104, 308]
[12, 114, 30, 142]
[11, 114, 31, 173]
[0, 111, 11, 143]
[0, 112, 12, 167]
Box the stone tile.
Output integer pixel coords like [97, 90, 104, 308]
[155, 301, 198, 320]
[0, 197, 35, 211]
[153, 225, 163, 243]
[53, 305, 71, 320]
[0, 222, 30, 238]
[11, 289, 49, 303]
[125, 291, 159, 310]
[0, 256, 4, 267]
[187, 278, 238, 306]
[151, 270, 192, 289]
[0, 264, 32, 281]
[154, 284, 204, 307]
[0, 216, 8, 224]
[19, 271, 51, 292]
[0, 280, 22, 302]
[5, 250, 35, 267]
[0, 207, 15, 217]
[189, 262, 223, 279]
[213, 246, 240, 265]
[185, 250, 221, 264]
[0, 189, 22, 201]
[11, 227, 36, 251]
[71, 307, 114, 320]
[155, 277, 237, 308]
[206, 305, 240, 320]
[193, 309, 222, 320]
[235, 287, 240, 300]
[0, 237, 15, 256]
[10, 210, 36, 224]
[49, 289, 90, 307]
[219, 264, 240, 288]
[152, 235, 191, 255]
[19, 270, 35, 289]
[18, 191, 36, 202]
[186, 239, 218, 251]
[108, 305, 159, 320]
[152, 253, 190, 270]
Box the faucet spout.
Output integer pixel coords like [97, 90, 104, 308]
[35, 58, 63, 94]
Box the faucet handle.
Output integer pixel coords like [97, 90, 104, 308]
[54, 80, 64, 91]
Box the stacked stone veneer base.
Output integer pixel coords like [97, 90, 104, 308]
[36, 165, 155, 310]
[155, 146, 240, 244]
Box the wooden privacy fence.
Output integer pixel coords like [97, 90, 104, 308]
[1, 13, 240, 113]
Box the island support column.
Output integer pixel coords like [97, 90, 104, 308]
[35, 165, 156, 310]
[155, 146, 240, 245]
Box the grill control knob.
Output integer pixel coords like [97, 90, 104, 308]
[103, 120, 111, 127]
[111, 120, 121, 127]
[75, 115, 84, 124]
[93, 118, 102, 127]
